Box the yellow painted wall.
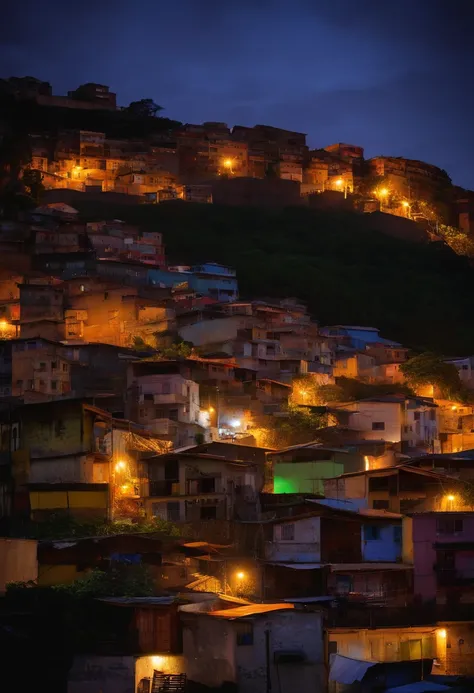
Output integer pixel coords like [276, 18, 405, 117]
[329, 627, 443, 666]
[37, 564, 85, 586]
[30, 489, 108, 510]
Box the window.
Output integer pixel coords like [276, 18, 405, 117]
[167, 501, 180, 521]
[394, 526, 402, 543]
[39, 362, 46, 371]
[328, 641, 338, 655]
[168, 409, 179, 421]
[335, 575, 352, 595]
[280, 523, 295, 540]
[162, 383, 171, 395]
[51, 361, 58, 370]
[51, 381, 57, 390]
[200, 506, 217, 520]
[430, 409, 436, 421]
[372, 500, 390, 510]
[236, 622, 254, 646]
[364, 525, 381, 540]
[16, 379, 23, 388]
[414, 412, 421, 421]
[372, 421, 385, 430]
[437, 517, 463, 535]
[63, 363, 68, 372]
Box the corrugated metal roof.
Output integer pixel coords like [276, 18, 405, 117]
[330, 563, 412, 571]
[210, 603, 294, 619]
[266, 562, 325, 570]
[329, 655, 378, 684]
[385, 682, 450, 693]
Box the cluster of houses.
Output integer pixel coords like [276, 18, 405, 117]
[3, 203, 474, 692]
[3, 76, 474, 231]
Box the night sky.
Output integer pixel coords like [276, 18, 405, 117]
[2, 1, 474, 188]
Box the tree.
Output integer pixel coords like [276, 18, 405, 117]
[400, 352, 464, 399]
[22, 166, 45, 205]
[124, 98, 163, 118]
[290, 375, 345, 406]
[153, 338, 194, 360]
[249, 404, 326, 449]
[54, 565, 155, 598]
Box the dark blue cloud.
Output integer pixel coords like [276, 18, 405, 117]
[2, 0, 473, 186]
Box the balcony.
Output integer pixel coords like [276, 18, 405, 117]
[149, 480, 180, 497]
[153, 393, 188, 404]
[150, 419, 178, 436]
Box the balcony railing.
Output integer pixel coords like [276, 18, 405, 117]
[153, 393, 188, 404]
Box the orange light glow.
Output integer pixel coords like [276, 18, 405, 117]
[335, 178, 343, 188]
[115, 460, 126, 471]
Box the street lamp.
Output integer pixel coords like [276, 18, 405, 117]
[223, 159, 234, 174]
[402, 200, 412, 219]
[335, 177, 350, 199]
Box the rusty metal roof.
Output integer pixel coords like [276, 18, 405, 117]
[210, 603, 294, 619]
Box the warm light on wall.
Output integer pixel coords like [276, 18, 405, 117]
[437, 628, 447, 639]
[364, 455, 370, 471]
[152, 655, 165, 668]
[115, 460, 126, 471]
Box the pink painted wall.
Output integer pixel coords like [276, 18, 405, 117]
[412, 512, 474, 602]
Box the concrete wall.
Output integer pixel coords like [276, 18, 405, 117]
[68, 655, 135, 693]
[236, 611, 325, 693]
[178, 316, 247, 347]
[68, 654, 185, 693]
[266, 516, 321, 562]
[345, 401, 402, 443]
[29, 454, 92, 483]
[0, 538, 38, 591]
[274, 461, 344, 495]
[182, 611, 324, 693]
[362, 523, 402, 562]
[183, 615, 237, 687]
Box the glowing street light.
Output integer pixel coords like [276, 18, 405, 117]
[230, 419, 241, 428]
[115, 460, 126, 471]
[222, 158, 234, 174]
[335, 177, 350, 199]
[402, 200, 412, 219]
[236, 571, 246, 580]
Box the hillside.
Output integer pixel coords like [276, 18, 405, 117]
[74, 200, 474, 355]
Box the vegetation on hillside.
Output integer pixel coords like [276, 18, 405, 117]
[400, 352, 467, 400]
[73, 200, 474, 355]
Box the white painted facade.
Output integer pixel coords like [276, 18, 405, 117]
[265, 516, 321, 563]
[342, 398, 438, 449]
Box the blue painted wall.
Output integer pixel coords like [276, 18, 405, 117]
[362, 523, 402, 562]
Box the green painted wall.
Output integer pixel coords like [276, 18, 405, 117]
[273, 461, 344, 494]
